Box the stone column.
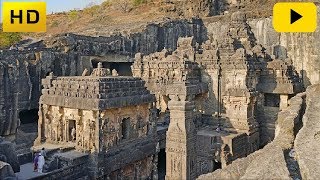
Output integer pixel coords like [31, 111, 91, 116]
[166, 94, 196, 180]
[280, 94, 289, 110]
[34, 105, 45, 145]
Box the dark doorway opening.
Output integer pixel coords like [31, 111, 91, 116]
[158, 148, 166, 180]
[110, 62, 133, 76]
[91, 60, 133, 76]
[121, 118, 130, 140]
[19, 109, 39, 124]
[213, 161, 222, 170]
[264, 93, 280, 107]
[69, 120, 76, 142]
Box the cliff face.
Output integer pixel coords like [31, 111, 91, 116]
[249, 17, 320, 87]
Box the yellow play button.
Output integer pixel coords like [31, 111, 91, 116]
[273, 2, 317, 32]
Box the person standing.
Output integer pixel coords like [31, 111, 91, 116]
[37, 153, 45, 173]
[33, 153, 39, 172]
[40, 148, 46, 159]
[71, 127, 76, 142]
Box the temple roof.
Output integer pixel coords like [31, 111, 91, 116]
[40, 64, 155, 110]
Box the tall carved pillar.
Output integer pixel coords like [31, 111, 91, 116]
[166, 90, 196, 180]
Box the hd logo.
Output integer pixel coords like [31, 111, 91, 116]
[2, 2, 46, 32]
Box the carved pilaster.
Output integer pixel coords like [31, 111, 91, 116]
[166, 96, 196, 180]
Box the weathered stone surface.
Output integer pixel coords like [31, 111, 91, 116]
[295, 84, 320, 180]
[248, 16, 320, 87]
[240, 145, 290, 180]
[0, 140, 20, 173]
[0, 161, 16, 180]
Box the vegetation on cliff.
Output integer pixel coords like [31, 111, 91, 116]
[0, 25, 22, 49]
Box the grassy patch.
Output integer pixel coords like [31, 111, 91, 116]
[0, 30, 22, 49]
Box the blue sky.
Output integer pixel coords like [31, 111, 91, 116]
[1, 0, 105, 13]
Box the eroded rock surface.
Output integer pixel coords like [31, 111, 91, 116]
[295, 84, 320, 179]
[0, 161, 16, 180]
[0, 139, 19, 173]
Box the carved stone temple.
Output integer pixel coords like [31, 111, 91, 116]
[10, 10, 305, 180]
[131, 11, 303, 179]
[34, 63, 158, 179]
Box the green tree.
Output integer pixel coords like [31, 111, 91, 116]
[0, 30, 22, 49]
[68, 10, 79, 20]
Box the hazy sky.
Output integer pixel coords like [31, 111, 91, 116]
[1, 0, 105, 13]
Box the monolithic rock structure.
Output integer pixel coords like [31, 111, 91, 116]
[1, 1, 320, 179]
[131, 11, 303, 178]
[33, 63, 158, 179]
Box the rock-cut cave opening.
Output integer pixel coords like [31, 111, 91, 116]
[92, 60, 133, 76]
[18, 109, 39, 125]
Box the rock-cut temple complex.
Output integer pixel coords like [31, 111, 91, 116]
[2, 7, 319, 179]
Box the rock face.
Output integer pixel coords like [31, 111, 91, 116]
[249, 16, 320, 87]
[294, 84, 320, 179]
[0, 139, 19, 172]
[0, 161, 16, 180]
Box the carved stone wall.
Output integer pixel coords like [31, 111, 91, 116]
[34, 66, 158, 178]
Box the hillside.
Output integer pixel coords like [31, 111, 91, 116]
[7, 0, 320, 40]
[26, 0, 283, 38]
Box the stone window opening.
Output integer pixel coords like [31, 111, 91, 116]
[121, 118, 130, 140]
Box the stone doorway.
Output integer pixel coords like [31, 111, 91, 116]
[69, 120, 76, 142]
[121, 118, 130, 140]
[158, 148, 166, 179]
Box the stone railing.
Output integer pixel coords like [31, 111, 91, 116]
[32, 163, 87, 180]
[197, 92, 306, 179]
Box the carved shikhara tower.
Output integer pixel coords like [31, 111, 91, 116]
[34, 64, 158, 179]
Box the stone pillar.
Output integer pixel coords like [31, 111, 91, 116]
[34, 105, 45, 145]
[280, 94, 289, 110]
[166, 95, 196, 180]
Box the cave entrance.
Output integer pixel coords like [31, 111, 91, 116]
[157, 148, 166, 179]
[92, 60, 133, 76]
[19, 109, 39, 125]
